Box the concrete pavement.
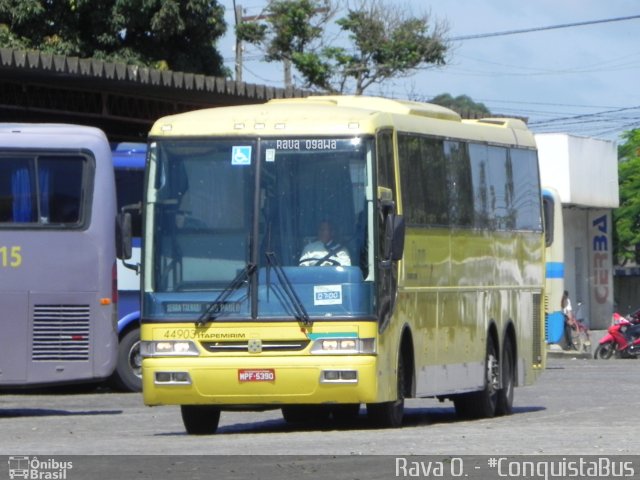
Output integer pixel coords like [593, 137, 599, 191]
[546, 329, 609, 359]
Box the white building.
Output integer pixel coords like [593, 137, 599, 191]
[536, 133, 619, 329]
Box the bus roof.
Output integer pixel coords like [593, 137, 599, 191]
[111, 142, 147, 169]
[0, 123, 110, 152]
[148, 96, 536, 148]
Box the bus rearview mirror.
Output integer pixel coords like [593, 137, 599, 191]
[116, 212, 132, 260]
[383, 214, 405, 262]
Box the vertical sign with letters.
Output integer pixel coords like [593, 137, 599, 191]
[590, 210, 614, 329]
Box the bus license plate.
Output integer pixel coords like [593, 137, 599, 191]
[238, 369, 275, 382]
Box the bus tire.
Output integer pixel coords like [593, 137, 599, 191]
[367, 353, 405, 428]
[454, 337, 498, 419]
[495, 339, 514, 416]
[181, 405, 221, 435]
[111, 328, 142, 392]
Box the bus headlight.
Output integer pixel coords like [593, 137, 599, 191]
[310, 338, 375, 354]
[141, 340, 200, 357]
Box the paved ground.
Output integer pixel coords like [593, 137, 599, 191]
[2, 355, 639, 478]
[0, 355, 637, 455]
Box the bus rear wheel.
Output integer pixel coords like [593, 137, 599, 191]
[495, 339, 515, 416]
[180, 405, 221, 435]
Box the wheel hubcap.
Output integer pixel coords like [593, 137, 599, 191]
[129, 341, 142, 378]
[487, 353, 500, 395]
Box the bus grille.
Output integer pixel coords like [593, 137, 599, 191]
[543, 293, 550, 341]
[32, 304, 91, 361]
[201, 340, 310, 353]
[532, 293, 543, 365]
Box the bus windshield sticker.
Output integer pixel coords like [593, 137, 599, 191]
[275, 139, 338, 151]
[313, 285, 343, 306]
[231, 146, 252, 165]
[163, 302, 241, 314]
[265, 148, 276, 162]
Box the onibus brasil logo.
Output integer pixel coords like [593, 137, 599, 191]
[8, 456, 73, 479]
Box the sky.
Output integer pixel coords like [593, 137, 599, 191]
[216, 0, 639, 143]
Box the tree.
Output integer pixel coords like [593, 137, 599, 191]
[614, 129, 640, 265]
[0, 0, 228, 75]
[429, 93, 491, 117]
[236, 0, 332, 88]
[237, 0, 449, 94]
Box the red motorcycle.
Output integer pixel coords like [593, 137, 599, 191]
[594, 312, 640, 359]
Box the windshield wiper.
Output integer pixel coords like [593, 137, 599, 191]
[265, 252, 311, 326]
[196, 263, 256, 325]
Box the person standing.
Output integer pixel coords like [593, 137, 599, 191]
[562, 290, 576, 350]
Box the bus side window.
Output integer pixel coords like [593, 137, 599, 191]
[543, 195, 554, 247]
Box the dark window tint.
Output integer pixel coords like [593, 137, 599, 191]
[446, 141, 473, 227]
[468, 144, 492, 229]
[377, 130, 395, 190]
[398, 134, 448, 226]
[395, 134, 542, 232]
[115, 168, 144, 237]
[0, 154, 88, 226]
[511, 149, 542, 231]
[542, 193, 555, 247]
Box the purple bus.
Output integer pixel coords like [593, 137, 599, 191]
[0, 124, 119, 387]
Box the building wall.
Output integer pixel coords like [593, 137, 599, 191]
[537, 134, 618, 208]
[536, 133, 618, 332]
[562, 208, 614, 329]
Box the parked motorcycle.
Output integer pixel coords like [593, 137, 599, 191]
[594, 312, 640, 359]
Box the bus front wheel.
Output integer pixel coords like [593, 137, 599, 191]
[454, 337, 499, 419]
[367, 353, 405, 428]
[181, 405, 221, 435]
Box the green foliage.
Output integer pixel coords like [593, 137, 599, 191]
[290, 51, 333, 91]
[236, 22, 267, 45]
[429, 93, 491, 117]
[320, 2, 447, 94]
[238, 0, 330, 76]
[263, 0, 327, 62]
[614, 129, 640, 264]
[0, 0, 227, 75]
[242, 0, 448, 94]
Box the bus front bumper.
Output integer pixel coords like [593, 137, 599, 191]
[142, 355, 379, 407]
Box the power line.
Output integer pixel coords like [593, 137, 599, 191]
[528, 105, 640, 127]
[451, 51, 640, 77]
[451, 14, 640, 41]
[476, 98, 624, 110]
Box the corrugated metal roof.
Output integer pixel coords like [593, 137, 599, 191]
[0, 47, 306, 101]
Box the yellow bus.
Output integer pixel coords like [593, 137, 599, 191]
[137, 96, 545, 434]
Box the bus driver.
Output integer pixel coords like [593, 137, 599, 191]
[299, 220, 351, 267]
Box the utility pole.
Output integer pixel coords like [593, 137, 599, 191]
[283, 59, 292, 91]
[233, 1, 243, 83]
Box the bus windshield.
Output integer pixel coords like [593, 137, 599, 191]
[144, 137, 375, 321]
